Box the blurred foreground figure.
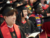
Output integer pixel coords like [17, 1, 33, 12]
[0, 3, 26, 38]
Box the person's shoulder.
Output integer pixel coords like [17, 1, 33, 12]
[13, 24, 22, 30]
[29, 15, 35, 19]
[29, 14, 35, 18]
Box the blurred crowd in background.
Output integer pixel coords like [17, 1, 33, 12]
[0, 0, 50, 38]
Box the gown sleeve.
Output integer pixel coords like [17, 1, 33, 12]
[42, 10, 47, 17]
[19, 26, 26, 38]
[29, 17, 37, 27]
[29, 20, 39, 33]
[0, 29, 3, 38]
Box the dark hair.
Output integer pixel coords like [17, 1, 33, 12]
[17, 11, 30, 26]
[3, 9, 18, 16]
[44, 1, 47, 4]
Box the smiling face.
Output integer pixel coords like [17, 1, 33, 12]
[36, 4, 43, 14]
[21, 10, 28, 18]
[4, 12, 16, 25]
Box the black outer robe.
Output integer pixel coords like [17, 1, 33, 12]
[29, 17, 43, 27]
[16, 20, 39, 34]
[42, 5, 50, 17]
[0, 17, 4, 25]
[0, 26, 26, 38]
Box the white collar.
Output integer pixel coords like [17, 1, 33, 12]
[7, 25, 13, 28]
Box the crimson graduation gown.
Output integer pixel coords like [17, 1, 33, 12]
[0, 21, 26, 38]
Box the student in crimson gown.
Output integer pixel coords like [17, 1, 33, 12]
[39, 16, 50, 38]
[40, 3, 50, 38]
[16, 4, 39, 37]
[40, 0, 50, 17]
[0, 5, 26, 38]
[42, 15, 50, 38]
[29, 2, 43, 32]
[47, 4, 50, 13]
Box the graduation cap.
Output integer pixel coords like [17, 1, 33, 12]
[0, 0, 4, 2]
[33, 2, 39, 10]
[12, 1, 21, 8]
[15, 3, 27, 17]
[1, 7, 17, 16]
[0, 2, 6, 14]
[12, 0, 25, 8]
[0, 1, 14, 15]
[0, 1, 13, 12]
[16, 3, 27, 14]
[0, 0, 7, 7]
[16, 3, 27, 21]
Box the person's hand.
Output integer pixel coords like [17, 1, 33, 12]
[17, 4, 20, 7]
[20, 3, 23, 5]
[25, 33, 29, 37]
